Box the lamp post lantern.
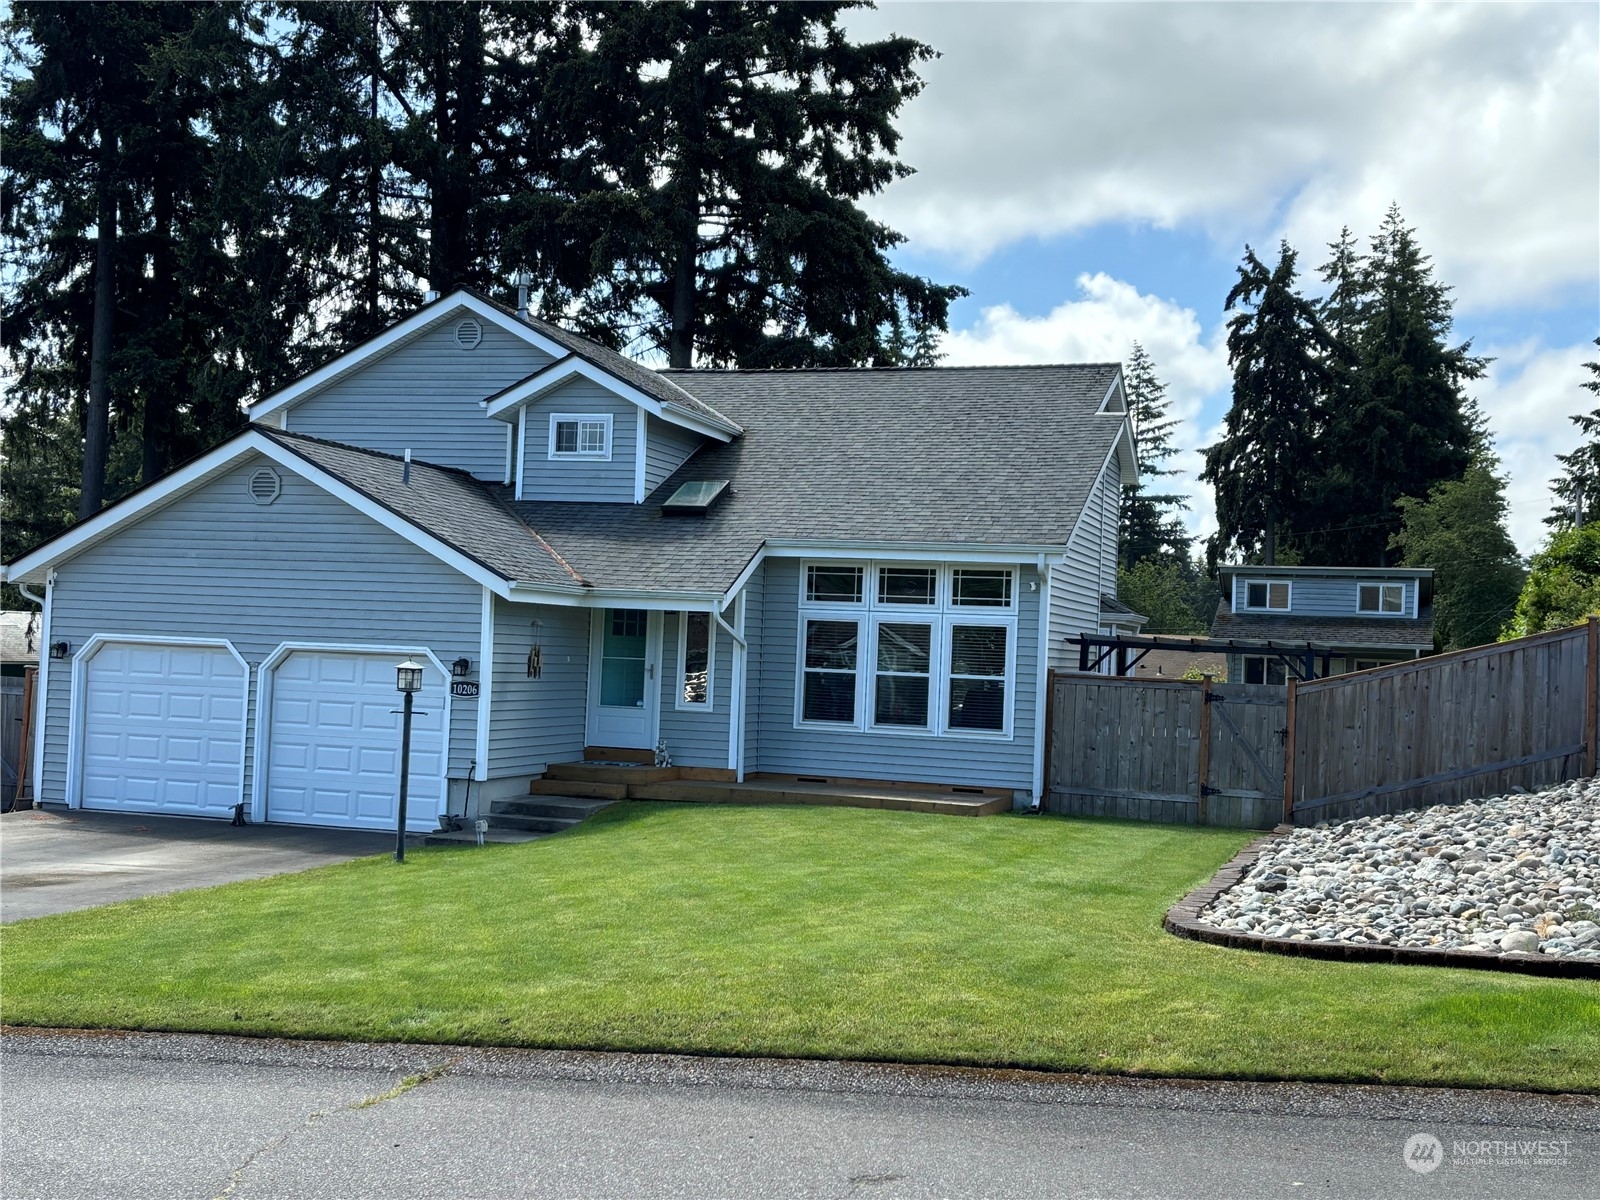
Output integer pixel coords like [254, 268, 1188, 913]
[394, 659, 424, 862]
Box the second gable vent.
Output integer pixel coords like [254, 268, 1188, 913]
[248, 467, 282, 505]
[455, 318, 483, 350]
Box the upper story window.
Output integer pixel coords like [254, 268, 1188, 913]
[1244, 580, 1290, 611]
[549, 413, 612, 460]
[1358, 583, 1405, 615]
[806, 565, 864, 605]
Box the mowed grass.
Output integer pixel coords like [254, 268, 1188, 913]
[3, 803, 1597, 1091]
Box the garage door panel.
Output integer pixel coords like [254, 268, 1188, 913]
[81, 642, 246, 817]
[267, 650, 445, 831]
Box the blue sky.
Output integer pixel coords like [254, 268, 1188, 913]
[846, 2, 1600, 556]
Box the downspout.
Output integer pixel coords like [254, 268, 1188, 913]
[715, 593, 748, 782]
[18, 576, 50, 808]
[1032, 554, 1052, 812]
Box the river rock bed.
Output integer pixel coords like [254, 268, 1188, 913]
[1198, 778, 1600, 959]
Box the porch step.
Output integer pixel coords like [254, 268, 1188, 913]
[545, 762, 679, 785]
[487, 796, 613, 833]
[528, 778, 630, 801]
[630, 780, 1010, 817]
[423, 827, 545, 847]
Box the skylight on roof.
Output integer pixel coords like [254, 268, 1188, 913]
[661, 479, 729, 517]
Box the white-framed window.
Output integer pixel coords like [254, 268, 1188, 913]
[548, 412, 612, 460]
[1357, 583, 1405, 615]
[795, 562, 1017, 738]
[676, 611, 715, 710]
[1243, 580, 1291, 611]
[1241, 655, 1288, 686]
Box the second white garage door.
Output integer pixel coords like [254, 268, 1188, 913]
[265, 651, 446, 831]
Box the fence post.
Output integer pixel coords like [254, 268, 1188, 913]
[1043, 668, 1058, 802]
[1195, 675, 1212, 825]
[1282, 676, 1298, 825]
[1587, 616, 1598, 779]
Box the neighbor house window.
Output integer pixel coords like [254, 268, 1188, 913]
[802, 619, 858, 723]
[1242, 655, 1288, 686]
[1244, 581, 1290, 611]
[677, 611, 714, 709]
[1358, 583, 1404, 614]
[798, 562, 1017, 737]
[549, 413, 611, 459]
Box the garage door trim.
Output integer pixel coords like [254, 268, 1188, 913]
[251, 642, 454, 826]
[66, 634, 251, 811]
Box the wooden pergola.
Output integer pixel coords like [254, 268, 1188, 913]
[1066, 633, 1337, 681]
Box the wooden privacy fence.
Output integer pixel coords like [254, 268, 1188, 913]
[1045, 674, 1286, 827]
[1044, 619, 1600, 828]
[1286, 619, 1598, 824]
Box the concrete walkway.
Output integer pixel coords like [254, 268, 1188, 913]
[0, 807, 395, 922]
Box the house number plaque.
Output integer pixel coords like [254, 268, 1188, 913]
[450, 681, 481, 698]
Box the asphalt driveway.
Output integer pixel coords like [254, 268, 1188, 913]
[0, 807, 395, 922]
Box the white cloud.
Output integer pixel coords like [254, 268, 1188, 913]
[848, 2, 1598, 312]
[1471, 338, 1598, 555]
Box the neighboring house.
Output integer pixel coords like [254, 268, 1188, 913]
[1209, 565, 1435, 684]
[1, 289, 1137, 830]
[0, 611, 40, 680]
[1, 611, 41, 797]
[1132, 649, 1227, 681]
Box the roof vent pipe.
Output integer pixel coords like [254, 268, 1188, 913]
[403, 448, 412, 485]
[424, 288, 439, 303]
[514, 265, 532, 320]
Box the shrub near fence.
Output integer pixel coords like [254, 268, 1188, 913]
[1285, 619, 1599, 825]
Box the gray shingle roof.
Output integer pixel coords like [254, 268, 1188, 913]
[260, 428, 581, 590]
[0, 611, 40, 666]
[503, 364, 1127, 592]
[1209, 603, 1436, 649]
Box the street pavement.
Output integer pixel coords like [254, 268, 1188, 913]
[0, 806, 394, 921]
[2, 1029, 1595, 1199]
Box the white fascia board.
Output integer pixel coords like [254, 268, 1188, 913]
[485, 355, 735, 442]
[504, 582, 723, 610]
[761, 540, 1066, 563]
[719, 549, 767, 610]
[251, 292, 568, 420]
[1097, 371, 1126, 414]
[1115, 418, 1138, 485]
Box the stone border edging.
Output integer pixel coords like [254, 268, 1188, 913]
[1164, 827, 1600, 980]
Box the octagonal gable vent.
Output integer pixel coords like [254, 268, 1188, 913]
[455, 318, 483, 350]
[248, 466, 282, 505]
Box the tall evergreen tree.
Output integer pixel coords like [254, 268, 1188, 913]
[1202, 241, 1335, 568]
[586, 1, 963, 367]
[1300, 205, 1485, 565]
[1545, 339, 1600, 529]
[1117, 342, 1189, 568]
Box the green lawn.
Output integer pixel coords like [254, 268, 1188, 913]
[3, 803, 1597, 1091]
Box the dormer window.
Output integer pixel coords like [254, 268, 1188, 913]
[1244, 581, 1290, 611]
[1358, 583, 1404, 614]
[549, 413, 611, 460]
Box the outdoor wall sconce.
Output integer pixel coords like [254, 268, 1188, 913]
[49, 640, 70, 660]
[451, 657, 471, 677]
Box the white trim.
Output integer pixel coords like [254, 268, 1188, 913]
[28, 574, 52, 806]
[476, 588, 493, 782]
[250, 292, 568, 421]
[1356, 582, 1407, 617]
[484, 354, 737, 441]
[251, 641, 454, 828]
[674, 610, 716, 712]
[1033, 557, 1051, 805]
[764, 540, 1062, 563]
[515, 407, 528, 500]
[66, 634, 251, 813]
[1241, 578, 1293, 612]
[720, 551, 766, 609]
[732, 592, 747, 780]
[504, 423, 514, 486]
[584, 609, 663, 751]
[5, 431, 518, 601]
[505, 584, 724, 610]
[634, 408, 648, 503]
[546, 411, 613, 461]
[1097, 372, 1125, 414]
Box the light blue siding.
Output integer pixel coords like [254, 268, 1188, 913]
[658, 610, 733, 768]
[1231, 575, 1417, 618]
[739, 563, 766, 770]
[749, 558, 1040, 791]
[643, 416, 705, 496]
[518, 379, 640, 503]
[39, 456, 482, 807]
[286, 318, 551, 480]
[1049, 453, 1120, 669]
[487, 597, 588, 778]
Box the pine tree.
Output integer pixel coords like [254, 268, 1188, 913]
[1301, 205, 1485, 565]
[1545, 340, 1600, 529]
[1202, 241, 1335, 568]
[1117, 342, 1190, 568]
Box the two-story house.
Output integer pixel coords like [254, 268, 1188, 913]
[1209, 565, 1436, 684]
[2, 289, 1136, 830]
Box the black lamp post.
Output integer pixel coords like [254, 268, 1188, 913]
[394, 659, 424, 862]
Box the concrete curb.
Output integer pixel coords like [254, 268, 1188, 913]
[1164, 827, 1600, 980]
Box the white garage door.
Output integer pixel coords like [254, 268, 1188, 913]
[82, 641, 247, 815]
[266, 651, 446, 831]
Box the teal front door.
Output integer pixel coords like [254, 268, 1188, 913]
[586, 608, 661, 749]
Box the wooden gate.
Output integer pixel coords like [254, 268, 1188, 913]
[1044, 673, 1285, 828]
